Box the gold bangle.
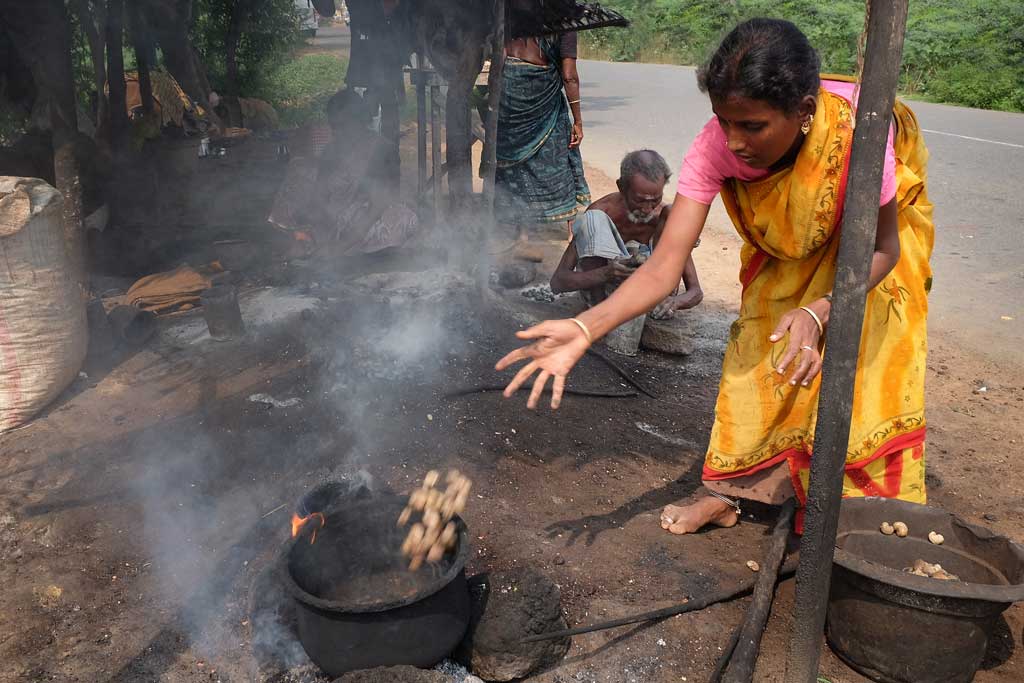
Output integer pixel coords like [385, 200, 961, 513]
[568, 98, 581, 105]
[799, 306, 825, 337]
[569, 317, 593, 343]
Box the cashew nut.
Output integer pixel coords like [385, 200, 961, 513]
[746, 560, 760, 572]
[880, 522, 895, 535]
[928, 531, 945, 545]
[893, 521, 909, 537]
[426, 541, 445, 563]
[397, 506, 412, 527]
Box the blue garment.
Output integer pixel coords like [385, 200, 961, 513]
[494, 37, 590, 224]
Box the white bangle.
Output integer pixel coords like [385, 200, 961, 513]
[569, 317, 593, 344]
[799, 306, 825, 337]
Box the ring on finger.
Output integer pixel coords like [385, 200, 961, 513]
[800, 345, 815, 352]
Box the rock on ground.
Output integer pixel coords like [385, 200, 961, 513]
[497, 262, 537, 289]
[265, 664, 330, 683]
[333, 665, 448, 683]
[641, 316, 696, 355]
[455, 568, 570, 681]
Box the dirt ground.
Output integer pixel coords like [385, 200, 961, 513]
[1, 130, 1023, 683]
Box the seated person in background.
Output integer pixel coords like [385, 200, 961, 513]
[550, 149, 702, 318]
[269, 89, 417, 254]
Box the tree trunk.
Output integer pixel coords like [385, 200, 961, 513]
[142, 0, 215, 111]
[225, 0, 253, 96]
[105, 0, 129, 154]
[445, 71, 476, 214]
[128, 3, 155, 113]
[73, 0, 108, 128]
[0, 0, 85, 252]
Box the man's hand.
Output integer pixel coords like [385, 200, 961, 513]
[650, 288, 704, 319]
[603, 261, 635, 283]
[569, 121, 584, 148]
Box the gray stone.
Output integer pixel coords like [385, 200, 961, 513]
[455, 569, 570, 681]
[496, 262, 537, 289]
[334, 665, 447, 683]
[640, 316, 696, 355]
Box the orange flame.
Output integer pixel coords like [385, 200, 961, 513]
[291, 512, 326, 544]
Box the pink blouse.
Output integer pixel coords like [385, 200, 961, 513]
[677, 80, 896, 206]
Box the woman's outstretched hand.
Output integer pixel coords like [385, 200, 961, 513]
[770, 306, 825, 387]
[495, 319, 592, 409]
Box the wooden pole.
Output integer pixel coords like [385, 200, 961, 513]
[721, 499, 796, 683]
[430, 83, 443, 222]
[783, 2, 909, 681]
[105, 0, 129, 153]
[479, 0, 506, 294]
[415, 53, 427, 198]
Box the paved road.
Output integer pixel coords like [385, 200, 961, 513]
[577, 60, 1024, 364]
[306, 22, 351, 55]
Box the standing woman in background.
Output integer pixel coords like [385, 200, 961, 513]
[493, 6, 590, 256]
[495, 18, 935, 533]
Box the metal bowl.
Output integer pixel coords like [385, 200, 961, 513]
[827, 497, 1024, 683]
[278, 494, 471, 677]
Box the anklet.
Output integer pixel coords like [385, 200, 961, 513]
[708, 490, 742, 515]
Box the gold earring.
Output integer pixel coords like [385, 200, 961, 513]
[801, 114, 814, 134]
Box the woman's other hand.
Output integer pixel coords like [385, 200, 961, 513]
[569, 121, 584, 148]
[495, 319, 591, 409]
[769, 305, 826, 387]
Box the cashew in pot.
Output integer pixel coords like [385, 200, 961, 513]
[397, 506, 412, 527]
[893, 521, 909, 537]
[426, 542, 445, 563]
[403, 523, 424, 555]
[409, 489, 427, 511]
[440, 522, 457, 549]
[880, 521, 895, 535]
[928, 531, 945, 545]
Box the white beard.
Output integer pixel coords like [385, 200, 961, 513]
[627, 209, 657, 224]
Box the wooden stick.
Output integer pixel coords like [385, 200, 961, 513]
[785, 3, 910, 680]
[522, 555, 799, 643]
[479, 0, 507, 296]
[721, 499, 796, 683]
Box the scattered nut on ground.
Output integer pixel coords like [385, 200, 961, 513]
[746, 560, 760, 572]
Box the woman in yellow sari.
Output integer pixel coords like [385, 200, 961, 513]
[495, 18, 934, 533]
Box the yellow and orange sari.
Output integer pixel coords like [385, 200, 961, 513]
[703, 84, 935, 525]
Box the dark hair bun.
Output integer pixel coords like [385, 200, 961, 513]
[698, 18, 821, 113]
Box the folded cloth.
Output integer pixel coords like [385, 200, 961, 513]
[571, 210, 628, 261]
[571, 209, 652, 261]
[124, 264, 218, 314]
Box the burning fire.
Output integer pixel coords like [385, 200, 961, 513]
[291, 512, 325, 544]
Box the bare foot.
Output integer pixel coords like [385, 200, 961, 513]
[660, 496, 739, 535]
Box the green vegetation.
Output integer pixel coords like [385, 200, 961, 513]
[256, 52, 349, 127]
[193, 0, 304, 97]
[580, 0, 1024, 112]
